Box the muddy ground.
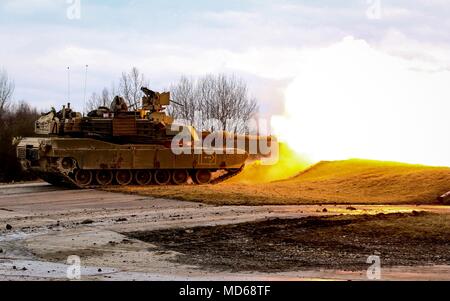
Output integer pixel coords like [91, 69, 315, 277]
[127, 212, 450, 272]
[1, 183, 450, 280]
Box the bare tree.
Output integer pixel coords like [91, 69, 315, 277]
[119, 67, 146, 110]
[85, 86, 116, 113]
[86, 67, 146, 112]
[0, 100, 39, 182]
[167, 76, 197, 122]
[169, 74, 258, 133]
[100, 87, 112, 106]
[85, 92, 100, 113]
[0, 69, 15, 117]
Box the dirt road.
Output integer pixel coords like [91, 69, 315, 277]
[0, 183, 449, 280]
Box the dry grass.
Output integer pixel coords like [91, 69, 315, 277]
[109, 159, 450, 206]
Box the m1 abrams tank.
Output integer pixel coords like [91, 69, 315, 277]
[16, 87, 270, 188]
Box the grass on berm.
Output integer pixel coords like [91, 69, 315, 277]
[109, 158, 450, 206]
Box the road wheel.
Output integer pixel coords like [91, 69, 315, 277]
[58, 157, 76, 174]
[193, 170, 212, 184]
[96, 170, 113, 186]
[135, 170, 152, 185]
[172, 170, 189, 185]
[74, 169, 92, 187]
[116, 170, 133, 186]
[154, 170, 171, 185]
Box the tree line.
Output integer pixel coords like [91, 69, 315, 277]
[0, 69, 39, 182]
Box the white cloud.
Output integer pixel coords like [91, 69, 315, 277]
[377, 30, 450, 71]
[382, 6, 418, 19]
[2, 0, 62, 14]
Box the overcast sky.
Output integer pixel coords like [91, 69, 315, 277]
[1, 0, 449, 111]
[1, 0, 450, 165]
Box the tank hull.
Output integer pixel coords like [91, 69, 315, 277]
[17, 137, 247, 187]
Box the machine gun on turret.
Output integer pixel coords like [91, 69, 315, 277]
[141, 87, 182, 112]
[139, 87, 174, 124]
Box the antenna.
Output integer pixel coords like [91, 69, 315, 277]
[67, 66, 71, 102]
[83, 64, 89, 111]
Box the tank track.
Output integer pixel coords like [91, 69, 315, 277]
[210, 167, 243, 184]
[35, 167, 244, 189]
[34, 171, 79, 189]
